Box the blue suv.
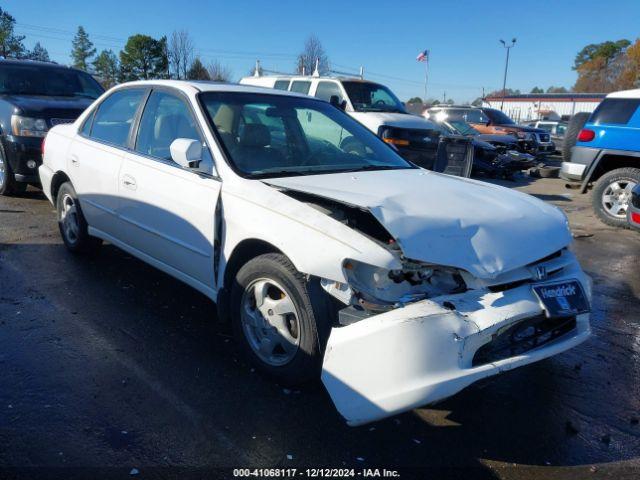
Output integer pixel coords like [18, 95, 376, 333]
[561, 90, 640, 228]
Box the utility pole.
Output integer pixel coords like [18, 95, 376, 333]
[499, 38, 516, 111]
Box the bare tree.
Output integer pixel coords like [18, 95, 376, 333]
[168, 30, 194, 79]
[208, 59, 232, 82]
[295, 35, 329, 75]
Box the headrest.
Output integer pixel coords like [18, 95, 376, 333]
[240, 124, 270, 148]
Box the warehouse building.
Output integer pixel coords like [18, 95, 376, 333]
[482, 93, 606, 122]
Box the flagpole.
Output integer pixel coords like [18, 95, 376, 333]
[424, 50, 429, 103]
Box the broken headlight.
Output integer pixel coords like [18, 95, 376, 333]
[342, 259, 466, 311]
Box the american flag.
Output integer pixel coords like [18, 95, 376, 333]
[416, 50, 428, 62]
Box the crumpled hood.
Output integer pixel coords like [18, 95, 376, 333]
[349, 111, 437, 133]
[266, 169, 572, 279]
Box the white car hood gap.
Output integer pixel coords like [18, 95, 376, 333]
[266, 169, 571, 279]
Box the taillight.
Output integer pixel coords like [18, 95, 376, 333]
[578, 129, 595, 142]
[631, 212, 640, 225]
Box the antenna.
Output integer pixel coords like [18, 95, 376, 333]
[253, 60, 261, 77]
[359, 66, 364, 79]
[312, 58, 320, 77]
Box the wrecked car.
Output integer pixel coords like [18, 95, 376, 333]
[428, 118, 536, 178]
[39, 81, 592, 426]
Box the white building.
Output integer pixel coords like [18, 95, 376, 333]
[482, 93, 606, 122]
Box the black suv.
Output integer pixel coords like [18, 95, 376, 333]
[0, 59, 104, 195]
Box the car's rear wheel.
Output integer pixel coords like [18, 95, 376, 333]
[592, 167, 640, 228]
[0, 144, 28, 196]
[231, 253, 330, 385]
[56, 182, 102, 253]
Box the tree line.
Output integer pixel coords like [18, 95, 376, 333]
[0, 7, 234, 88]
[0, 6, 332, 90]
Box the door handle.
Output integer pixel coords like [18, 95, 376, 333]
[122, 175, 137, 190]
[70, 155, 79, 166]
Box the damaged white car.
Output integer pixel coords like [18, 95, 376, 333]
[39, 81, 592, 425]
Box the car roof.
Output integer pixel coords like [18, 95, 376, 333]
[607, 89, 640, 99]
[0, 57, 84, 73]
[112, 79, 315, 99]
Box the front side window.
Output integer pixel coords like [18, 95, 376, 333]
[90, 89, 146, 147]
[341, 81, 404, 113]
[290, 81, 311, 95]
[200, 92, 413, 178]
[135, 91, 203, 161]
[0, 64, 103, 98]
[315, 81, 343, 103]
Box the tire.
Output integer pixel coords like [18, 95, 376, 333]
[537, 166, 560, 178]
[230, 253, 330, 385]
[56, 182, 102, 254]
[0, 143, 28, 196]
[591, 167, 640, 228]
[562, 111, 591, 162]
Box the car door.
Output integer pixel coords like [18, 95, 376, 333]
[117, 88, 221, 295]
[67, 88, 147, 235]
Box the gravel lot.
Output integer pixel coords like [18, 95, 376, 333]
[0, 170, 639, 479]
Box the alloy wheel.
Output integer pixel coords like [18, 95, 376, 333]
[602, 179, 637, 218]
[240, 278, 301, 367]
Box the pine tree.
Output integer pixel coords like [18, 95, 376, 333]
[27, 42, 50, 62]
[71, 26, 96, 71]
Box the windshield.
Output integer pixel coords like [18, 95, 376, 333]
[200, 92, 414, 178]
[0, 64, 104, 98]
[447, 120, 479, 135]
[341, 81, 405, 113]
[484, 108, 516, 125]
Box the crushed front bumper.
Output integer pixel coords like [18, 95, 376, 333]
[321, 263, 591, 426]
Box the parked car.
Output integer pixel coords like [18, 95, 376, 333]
[40, 80, 591, 425]
[561, 89, 640, 228]
[0, 59, 104, 195]
[628, 184, 640, 230]
[526, 120, 567, 153]
[427, 106, 556, 157]
[427, 117, 537, 177]
[239, 74, 473, 177]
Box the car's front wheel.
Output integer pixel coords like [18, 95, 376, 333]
[592, 167, 640, 228]
[56, 182, 102, 253]
[231, 253, 330, 385]
[0, 144, 27, 196]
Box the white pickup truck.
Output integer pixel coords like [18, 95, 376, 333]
[239, 74, 472, 175]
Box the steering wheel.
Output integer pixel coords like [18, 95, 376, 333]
[374, 100, 387, 107]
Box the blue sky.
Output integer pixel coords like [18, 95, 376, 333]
[6, 0, 640, 102]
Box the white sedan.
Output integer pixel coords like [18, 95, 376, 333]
[39, 80, 591, 425]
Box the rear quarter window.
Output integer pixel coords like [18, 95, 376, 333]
[590, 98, 640, 126]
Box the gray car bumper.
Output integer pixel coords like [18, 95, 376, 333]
[560, 146, 600, 182]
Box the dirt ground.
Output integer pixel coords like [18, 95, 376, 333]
[0, 170, 639, 479]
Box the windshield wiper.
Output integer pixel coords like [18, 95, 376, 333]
[341, 165, 408, 173]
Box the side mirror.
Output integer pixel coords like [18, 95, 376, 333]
[329, 95, 346, 111]
[170, 138, 202, 169]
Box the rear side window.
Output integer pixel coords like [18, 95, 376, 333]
[290, 81, 311, 95]
[590, 98, 640, 125]
[90, 89, 146, 147]
[274, 80, 290, 91]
